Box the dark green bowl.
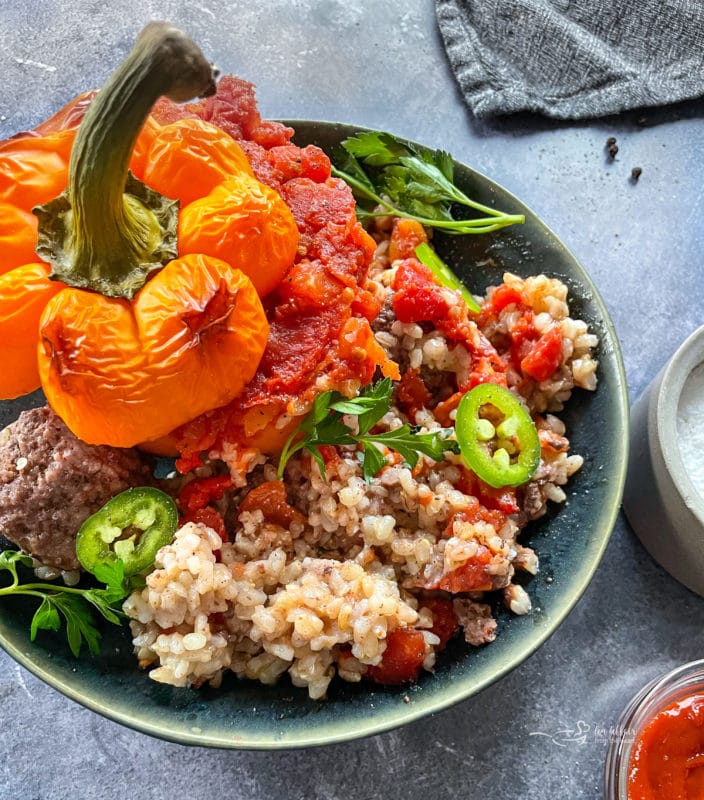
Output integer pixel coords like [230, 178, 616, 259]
[0, 122, 629, 749]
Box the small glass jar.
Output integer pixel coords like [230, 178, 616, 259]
[604, 659, 704, 799]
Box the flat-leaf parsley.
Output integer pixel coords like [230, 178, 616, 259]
[331, 131, 524, 235]
[0, 549, 134, 656]
[277, 378, 459, 481]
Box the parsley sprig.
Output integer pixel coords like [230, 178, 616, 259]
[331, 131, 524, 235]
[0, 550, 135, 656]
[277, 378, 459, 480]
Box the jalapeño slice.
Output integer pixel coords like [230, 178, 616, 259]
[455, 383, 540, 488]
[76, 487, 178, 577]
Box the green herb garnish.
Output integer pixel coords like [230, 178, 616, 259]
[331, 131, 524, 235]
[0, 550, 134, 656]
[277, 378, 459, 481]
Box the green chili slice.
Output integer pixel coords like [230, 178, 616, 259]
[414, 242, 481, 313]
[455, 383, 541, 488]
[76, 487, 178, 577]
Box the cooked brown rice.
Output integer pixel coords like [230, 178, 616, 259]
[124, 230, 598, 699]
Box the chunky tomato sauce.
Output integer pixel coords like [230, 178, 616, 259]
[151, 78, 396, 470]
[479, 280, 564, 384]
[628, 694, 704, 800]
[391, 256, 507, 390]
[144, 79, 568, 686]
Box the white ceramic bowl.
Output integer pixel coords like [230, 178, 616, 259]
[623, 324, 704, 595]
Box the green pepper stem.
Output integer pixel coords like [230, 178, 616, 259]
[35, 22, 218, 298]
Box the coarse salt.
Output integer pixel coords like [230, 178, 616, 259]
[677, 362, 704, 500]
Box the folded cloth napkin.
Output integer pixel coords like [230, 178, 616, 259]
[436, 0, 704, 119]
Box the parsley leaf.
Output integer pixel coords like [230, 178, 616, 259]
[342, 131, 410, 166]
[331, 130, 525, 235]
[277, 378, 457, 481]
[359, 442, 388, 481]
[331, 377, 393, 435]
[30, 596, 61, 641]
[53, 593, 103, 657]
[0, 551, 134, 657]
[366, 426, 461, 469]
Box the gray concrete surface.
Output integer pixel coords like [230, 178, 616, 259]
[1, 1, 703, 798]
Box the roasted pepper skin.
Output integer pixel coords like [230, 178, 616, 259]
[0, 69, 298, 403]
[0, 25, 300, 450]
[39, 253, 269, 447]
[0, 99, 157, 399]
[0, 263, 64, 397]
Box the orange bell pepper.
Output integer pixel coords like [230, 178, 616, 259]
[0, 22, 292, 447]
[39, 253, 268, 447]
[0, 263, 64, 397]
[0, 96, 161, 397]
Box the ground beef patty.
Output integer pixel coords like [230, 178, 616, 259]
[0, 406, 155, 571]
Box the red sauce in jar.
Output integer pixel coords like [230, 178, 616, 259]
[628, 693, 704, 799]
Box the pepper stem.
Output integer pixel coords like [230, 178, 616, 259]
[34, 22, 218, 298]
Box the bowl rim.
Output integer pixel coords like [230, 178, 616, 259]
[0, 119, 630, 749]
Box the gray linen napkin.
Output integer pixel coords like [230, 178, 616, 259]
[436, 0, 704, 119]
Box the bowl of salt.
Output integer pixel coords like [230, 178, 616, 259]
[623, 324, 704, 596]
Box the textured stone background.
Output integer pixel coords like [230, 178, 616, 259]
[1, 2, 704, 798]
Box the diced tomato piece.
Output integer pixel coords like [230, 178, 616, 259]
[178, 475, 233, 515]
[239, 479, 304, 528]
[464, 355, 509, 391]
[351, 284, 383, 322]
[388, 219, 428, 262]
[264, 145, 332, 184]
[336, 316, 400, 382]
[480, 486, 518, 515]
[424, 598, 459, 649]
[394, 285, 451, 324]
[174, 450, 205, 475]
[397, 368, 432, 418]
[250, 120, 297, 149]
[488, 284, 523, 312]
[538, 427, 569, 454]
[301, 145, 332, 183]
[318, 445, 342, 469]
[188, 76, 294, 145]
[431, 545, 493, 593]
[393, 258, 436, 290]
[392, 259, 451, 324]
[457, 470, 519, 515]
[180, 506, 228, 541]
[520, 326, 563, 382]
[249, 307, 340, 397]
[367, 629, 427, 685]
[434, 391, 463, 426]
[150, 97, 197, 126]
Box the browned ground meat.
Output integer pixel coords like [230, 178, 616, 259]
[452, 598, 498, 646]
[0, 406, 155, 571]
